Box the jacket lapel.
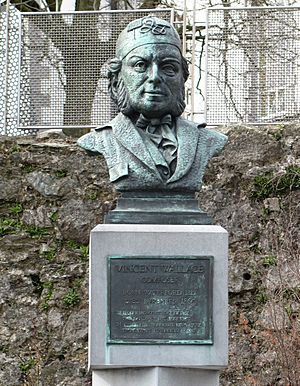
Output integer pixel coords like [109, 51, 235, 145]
[110, 113, 161, 175]
[167, 117, 200, 184]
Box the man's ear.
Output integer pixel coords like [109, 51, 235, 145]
[108, 58, 123, 104]
[108, 74, 119, 104]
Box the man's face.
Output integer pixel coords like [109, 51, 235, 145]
[120, 44, 185, 119]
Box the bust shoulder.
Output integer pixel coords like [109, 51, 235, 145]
[176, 117, 227, 158]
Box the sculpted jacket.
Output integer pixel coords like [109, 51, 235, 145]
[77, 113, 227, 192]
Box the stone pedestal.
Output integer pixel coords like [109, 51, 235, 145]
[89, 224, 228, 385]
[93, 367, 220, 386]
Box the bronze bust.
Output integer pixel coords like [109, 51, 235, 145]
[78, 16, 227, 194]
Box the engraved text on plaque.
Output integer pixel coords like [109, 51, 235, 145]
[108, 256, 213, 344]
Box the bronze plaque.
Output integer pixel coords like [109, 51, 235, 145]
[108, 256, 213, 344]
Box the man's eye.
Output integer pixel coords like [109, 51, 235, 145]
[134, 61, 147, 72]
[162, 64, 177, 76]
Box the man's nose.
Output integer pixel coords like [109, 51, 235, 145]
[148, 63, 162, 84]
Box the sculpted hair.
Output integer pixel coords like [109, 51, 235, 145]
[107, 54, 189, 117]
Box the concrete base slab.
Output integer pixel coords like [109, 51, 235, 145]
[93, 367, 219, 386]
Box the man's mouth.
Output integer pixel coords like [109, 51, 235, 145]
[144, 90, 165, 96]
[144, 92, 166, 101]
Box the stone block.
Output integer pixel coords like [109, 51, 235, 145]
[93, 367, 220, 386]
[89, 224, 228, 370]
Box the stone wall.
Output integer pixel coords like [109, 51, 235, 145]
[0, 124, 299, 385]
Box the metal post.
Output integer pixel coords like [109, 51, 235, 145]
[190, 0, 197, 120]
[17, 11, 22, 129]
[3, 0, 11, 135]
[182, 0, 187, 57]
[204, 8, 209, 124]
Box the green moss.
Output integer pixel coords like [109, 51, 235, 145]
[262, 255, 277, 267]
[41, 247, 57, 261]
[251, 166, 300, 200]
[85, 190, 98, 200]
[21, 163, 34, 173]
[0, 216, 50, 238]
[66, 240, 79, 250]
[57, 262, 66, 273]
[256, 291, 269, 304]
[41, 281, 54, 311]
[0, 218, 22, 236]
[282, 288, 300, 302]
[19, 357, 35, 375]
[73, 278, 83, 289]
[271, 127, 284, 141]
[54, 169, 67, 178]
[9, 144, 21, 154]
[79, 245, 89, 260]
[25, 225, 49, 237]
[49, 211, 58, 222]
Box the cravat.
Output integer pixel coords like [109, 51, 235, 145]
[136, 114, 178, 168]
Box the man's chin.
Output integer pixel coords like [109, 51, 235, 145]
[138, 104, 171, 118]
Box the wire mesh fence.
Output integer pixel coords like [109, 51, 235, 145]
[205, 6, 300, 125]
[1, 8, 172, 135]
[1, 6, 37, 135]
[19, 9, 173, 130]
[3, 6, 299, 135]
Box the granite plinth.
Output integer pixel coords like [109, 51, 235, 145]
[89, 224, 228, 370]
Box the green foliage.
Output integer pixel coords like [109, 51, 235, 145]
[41, 247, 57, 261]
[0, 218, 21, 236]
[19, 357, 35, 375]
[9, 202, 23, 215]
[1, 203, 24, 236]
[85, 190, 98, 200]
[0, 345, 8, 354]
[49, 211, 58, 222]
[284, 304, 294, 318]
[262, 255, 277, 267]
[251, 166, 300, 200]
[66, 240, 79, 250]
[256, 291, 269, 304]
[41, 281, 54, 311]
[252, 174, 276, 200]
[21, 163, 34, 173]
[63, 288, 80, 308]
[79, 245, 89, 260]
[25, 225, 49, 237]
[9, 144, 21, 154]
[57, 263, 66, 273]
[73, 278, 83, 289]
[282, 288, 300, 302]
[0, 217, 49, 238]
[66, 240, 89, 260]
[54, 169, 67, 178]
[271, 127, 284, 141]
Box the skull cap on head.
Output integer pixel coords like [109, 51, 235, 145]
[116, 16, 182, 60]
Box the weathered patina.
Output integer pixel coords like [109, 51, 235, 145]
[77, 16, 227, 222]
[108, 255, 213, 344]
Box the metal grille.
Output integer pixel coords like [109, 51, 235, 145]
[18, 9, 173, 130]
[0, 6, 36, 135]
[206, 7, 300, 124]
